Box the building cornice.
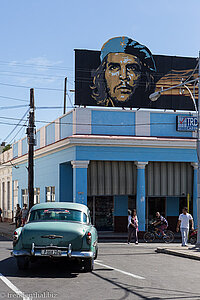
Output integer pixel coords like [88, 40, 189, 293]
[11, 134, 197, 165]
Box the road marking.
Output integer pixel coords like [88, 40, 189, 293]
[0, 273, 30, 300]
[94, 262, 145, 280]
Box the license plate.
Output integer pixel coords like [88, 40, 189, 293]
[41, 249, 61, 256]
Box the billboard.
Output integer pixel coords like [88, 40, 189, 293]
[75, 36, 198, 110]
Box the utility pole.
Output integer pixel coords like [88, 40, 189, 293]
[27, 88, 35, 209]
[63, 77, 67, 114]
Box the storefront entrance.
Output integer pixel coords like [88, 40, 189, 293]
[87, 196, 114, 231]
[147, 197, 166, 224]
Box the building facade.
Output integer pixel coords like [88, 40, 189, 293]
[0, 107, 196, 231]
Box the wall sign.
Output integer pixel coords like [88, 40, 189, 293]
[176, 116, 197, 131]
[75, 36, 198, 110]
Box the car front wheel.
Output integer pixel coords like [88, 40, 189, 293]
[83, 258, 94, 272]
[16, 256, 29, 270]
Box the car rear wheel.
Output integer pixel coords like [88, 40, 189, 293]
[83, 258, 94, 272]
[16, 256, 29, 270]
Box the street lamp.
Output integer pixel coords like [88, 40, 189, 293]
[149, 52, 200, 245]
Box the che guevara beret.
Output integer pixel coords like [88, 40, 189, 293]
[100, 36, 156, 72]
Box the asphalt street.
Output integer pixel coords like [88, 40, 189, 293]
[0, 236, 200, 300]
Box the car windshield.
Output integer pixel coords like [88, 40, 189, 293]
[29, 208, 87, 223]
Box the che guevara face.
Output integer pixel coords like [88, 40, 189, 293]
[104, 53, 142, 103]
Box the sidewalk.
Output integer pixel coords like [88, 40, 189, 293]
[0, 222, 15, 240]
[156, 245, 200, 261]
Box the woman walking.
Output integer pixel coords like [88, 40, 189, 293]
[127, 209, 139, 244]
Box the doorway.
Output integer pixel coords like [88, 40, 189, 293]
[87, 196, 114, 231]
[147, 197, 166, 224]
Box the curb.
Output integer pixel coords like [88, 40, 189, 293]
[156, 247, 200, 261]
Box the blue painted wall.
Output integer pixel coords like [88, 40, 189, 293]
[13, 143, 18, 158]
[92, 110, 135, 136]
[166, 197, 179, 216]
[35, 130, 40, 150]
[76, 145, 197, 163]
[114, 195, 128, 216]
[12, 146, 76, 205]
[46, 122, 55, 146]
[59, 162, 73, 202]
[60, 113, 73, 139]
[22, 138, 28, 156]
[150, 113, 193, 137]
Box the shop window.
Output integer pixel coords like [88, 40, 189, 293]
[34, 188, 40, 204]
[87, 196, 114, 231]
[128, 196, 136, 211]
[22, 189, 28, 206]
[147, 197, 166, 223]
[45, 186, 55, 202]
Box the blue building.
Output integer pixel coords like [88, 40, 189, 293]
[10, 107, 198, 232]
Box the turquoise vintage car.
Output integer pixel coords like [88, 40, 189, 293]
[12, 202, 98, 272]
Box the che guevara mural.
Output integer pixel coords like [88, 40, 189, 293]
[75, 36, 198, 110]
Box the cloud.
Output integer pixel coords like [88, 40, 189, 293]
[7, 56, 64, 86]
[25, 56, 63, 72]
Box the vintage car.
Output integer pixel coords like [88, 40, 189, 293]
[12, 202, 98, 272]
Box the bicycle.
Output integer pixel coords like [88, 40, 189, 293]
[143, 224, 174, 243]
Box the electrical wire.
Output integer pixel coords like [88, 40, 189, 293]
[0, 81, 64, 91]
[0, 114, 197, 128]
[0, 95, 29, 102]
[3, 108, 29, 142]
[9, 120, 28, 144]
[0, 105, 29, 110]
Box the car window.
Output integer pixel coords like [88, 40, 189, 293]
[29, 208, 87, 223]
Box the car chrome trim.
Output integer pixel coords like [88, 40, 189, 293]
[68, 243, 72, 258]
[12, 250, 31, 256]
[12, 249, 94, 258]
[41, 235, 63, 239]
[71, 251, 94, 258]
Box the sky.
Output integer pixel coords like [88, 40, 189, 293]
[0, 0, 200, 144]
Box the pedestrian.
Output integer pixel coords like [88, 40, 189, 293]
[127, 209, 139, 244]
[21, 204, 29, 226]
[15, 204, 22, 228]
[0, 208, 2, 222]
[176, 207, 194, 246]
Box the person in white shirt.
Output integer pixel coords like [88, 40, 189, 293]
[176, 207, 194, 246]
[127, 209, 139, 244]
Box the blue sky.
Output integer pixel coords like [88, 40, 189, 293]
[0, 0, 200, 144]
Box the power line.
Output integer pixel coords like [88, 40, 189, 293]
[0, 114, 196, 128]
[3, 108, 29, 142]
[9, 120, 28, 144]
[0, 104, 29, 110]
[0, 81, 64, 91]
[0, 95, 29, 102]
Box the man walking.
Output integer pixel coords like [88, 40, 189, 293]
[176, 207, 194, 246]
[21, 204, 29, 226]
[15, 204, 22, 228]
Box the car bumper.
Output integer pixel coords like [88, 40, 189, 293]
[11, 243, 94, 259]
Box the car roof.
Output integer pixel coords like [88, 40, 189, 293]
[30, 202, 89, 215]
